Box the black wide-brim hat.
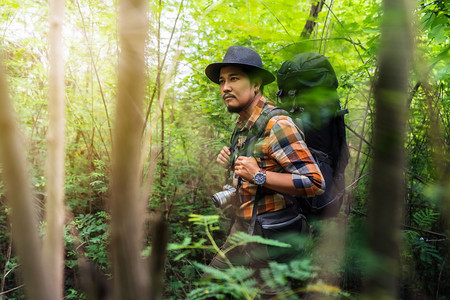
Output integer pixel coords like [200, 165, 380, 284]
[205, 46, 275, 85]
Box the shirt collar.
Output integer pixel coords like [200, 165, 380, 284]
[235, 96, 267, 132]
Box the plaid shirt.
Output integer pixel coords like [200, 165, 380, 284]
[232, 96, 325, 220]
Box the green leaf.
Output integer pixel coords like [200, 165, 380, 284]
[228, 231, 291, 248]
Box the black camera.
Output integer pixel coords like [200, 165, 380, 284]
[211, 184, 236, 208]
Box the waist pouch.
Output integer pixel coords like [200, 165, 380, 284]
[256, 205, 308, 240]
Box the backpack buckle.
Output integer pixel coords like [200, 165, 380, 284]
[288, 90, 297, 98]
[276, 89, 283, 102]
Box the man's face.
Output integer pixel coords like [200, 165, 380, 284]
[219, 66, 259, 113]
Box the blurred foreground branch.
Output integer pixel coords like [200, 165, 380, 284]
[110, 0, 149, 298]
[365, 0, 413, 298]
[0, 60, 52, 299]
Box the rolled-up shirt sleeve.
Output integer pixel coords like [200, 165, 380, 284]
[266, 117, 325, 198]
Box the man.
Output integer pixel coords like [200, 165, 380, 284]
[204, 46, 324, 295]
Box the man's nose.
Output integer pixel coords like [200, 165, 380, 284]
[222, 81, 232, 92]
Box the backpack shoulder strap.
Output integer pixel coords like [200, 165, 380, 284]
[244, 106, 287, 150]
[229, 105, 288, 167]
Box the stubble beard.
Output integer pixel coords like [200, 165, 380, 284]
[225, 93, 257, 114]
[227, 105, 243, 113]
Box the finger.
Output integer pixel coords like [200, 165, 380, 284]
[217, 154, 230, 168]
[235, 156, 245, 163]
[217, 153, 226, 163]
[223, 146, 231, 156]
[234, 167, 241, 175]
[220, 150, 230, 160]
[218, 156, 227, 165]
[221, 153, 230, 163]
[236, 156, 252, 166]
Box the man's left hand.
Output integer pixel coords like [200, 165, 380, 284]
[234, 156, 259, 182]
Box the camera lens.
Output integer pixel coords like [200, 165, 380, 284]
[211, 185, 236, 208]
[211, 190, 231, 207]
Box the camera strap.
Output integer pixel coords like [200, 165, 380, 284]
[247, 186, 262, 235]
[227, 104, 285, 235]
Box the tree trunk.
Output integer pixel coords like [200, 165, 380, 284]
[42, 0, 66, 298]
[301, 0, 324, 38]
[365, 0, 412, 297]
[110, 0, 149, 298]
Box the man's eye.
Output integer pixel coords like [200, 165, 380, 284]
[231, 77, 238, 81]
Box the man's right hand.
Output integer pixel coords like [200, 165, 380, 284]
[216, 146, 231, 169]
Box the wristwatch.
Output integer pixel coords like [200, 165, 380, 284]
[253, 169, 267, 186]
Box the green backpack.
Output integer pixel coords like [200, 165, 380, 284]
[276, 52, 350, 219]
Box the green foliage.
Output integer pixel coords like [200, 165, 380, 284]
[262, 259, 317, 288]
[341, 216, 368, 293]
[412, 208, 439, 229]
[65, 288, 86, 300]
[65, 212, 111, 272]
[177, 214, 341, 299]
[402, 206, 447, 296]
[189, 263, 258, 299]
[190, 259, 345, 299]
[168, 214, 292, 259]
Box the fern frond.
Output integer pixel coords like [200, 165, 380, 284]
[413, 208, 439, 228]
[190, 262, 259, 300]
[228, 231, 292, 248]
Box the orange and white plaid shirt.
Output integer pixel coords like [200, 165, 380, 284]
[231, 96, 325, 220]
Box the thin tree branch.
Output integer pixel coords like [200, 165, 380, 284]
[75, 0, 113, 144]
[141, 0, 226, 194]
[351, 210, 447, 239]
[346, 123, 373, 149]
[345, 69, 377, 213]
[0, 232, 13, 293]
[436, 252, 448, 300]
[257, 0, 294, 43]
[275, 37, 367, 54]
[0, 284, 25, 296]
[142, 0, 185, 135]
[319, 0, 334, 54]
[315, 0, 371, 71]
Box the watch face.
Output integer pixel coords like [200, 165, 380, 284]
[253, 172, 266, 185]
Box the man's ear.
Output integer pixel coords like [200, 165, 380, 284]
[253, 79, 262, 93]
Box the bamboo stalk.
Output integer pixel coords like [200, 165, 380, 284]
[0, 60, 53, 300]
[42, 0, 66, 298]
[110, 0, 149, 298]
